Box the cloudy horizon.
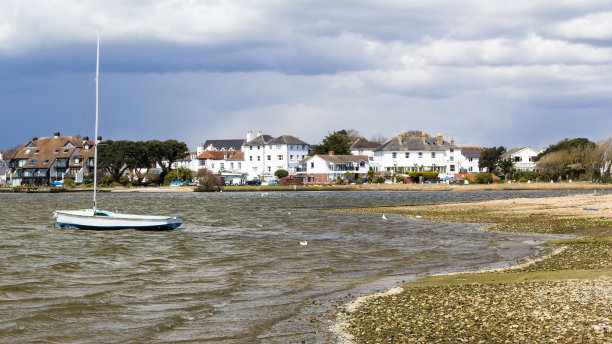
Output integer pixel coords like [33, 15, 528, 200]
[2, 1, 611, 152]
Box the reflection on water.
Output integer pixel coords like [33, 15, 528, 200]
[0, 190, 591, 343]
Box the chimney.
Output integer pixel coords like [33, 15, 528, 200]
[83, 136, 89, 141]
[258, 131, 263, 137]
[328, 150, 334, 155]
[32, 137, 38, 141]
[54, 131, 60, 138]
[246, 131, 253, 142]
[97, 136, 102, 143]
[0, 151, 3, 161]
[196, 144, 204, 155]
[437, 132, 443, 145]
[451, 137, 454, 145]
[421, 131, 426, 145]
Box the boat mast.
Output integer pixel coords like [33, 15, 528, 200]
[93, 30, 100, 213]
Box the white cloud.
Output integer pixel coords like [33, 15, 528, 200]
[551, 11, 612, 40]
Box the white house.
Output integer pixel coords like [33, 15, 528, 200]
[372, 132, 459, 177]
[241, 131, 310, 179]
[350, 137, 380, 159]
[196, 150, 244, 174]
[457, 147, 485, 173]
[298, 154, 370, 184]
[502, 147, 540, 171]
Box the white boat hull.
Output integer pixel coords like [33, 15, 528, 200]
[54, 209, 182, 230]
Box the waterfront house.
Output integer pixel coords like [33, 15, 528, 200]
[298, 153, 370, 184]
[372, 132, 459, 177]
[457, 146, 485, 173]
[8, 132, 93, 186]
[502, 147, 540, 171]
[241, 131, 310, 179]
[0, 151, 10, 186]
[350, 137, 380, 158]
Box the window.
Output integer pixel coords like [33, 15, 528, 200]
[43, 159, 49, 164]
[65, 142, 74, 147]
[230, 163, 234, 169]
[405, 152, 409, 158]
[450, 156, 454, 161]
[199, 160, 205, 166]
[220, 163, 224, 169]
[418, 152, 423, 158]
[431, 152, 436, 158]
[64, 149, 69, 153]
[529, 156, 536, 162]
[74, 157, 79, 164]
[257, 146, 261, 150]
[211, 163, 215, 168]
[311, 162, 314, 168]
[250, 156, 253, 161]
[277, 155, 283, 160]
[468, 167, 473, 172]
[25, 149, 30, 154]
[468, 158, 473, 162]
[253, 167, 258, 172]
[267, 155, 271, 161]
[450, 165, 455, 172]
[450, 149, 454, 153]
[302, 155, 305, 159]
[28, 159, 37, 166]
[34, 149, 40, 154]
[238, 163, 241, 169]
[290, 155, 294, 160]
[250, 146, 252, 150]
[54, 149, 60, 154]
[392, 152, 397, 158]
[257, 156, 260, 161]
[267, 166, 271, 172]
[276, 145, 281, 150]
[514, 156, 522, 162]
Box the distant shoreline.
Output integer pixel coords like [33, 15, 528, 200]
[2, 181, 609, 193]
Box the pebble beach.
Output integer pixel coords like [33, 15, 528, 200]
[335, 193, 612, 343]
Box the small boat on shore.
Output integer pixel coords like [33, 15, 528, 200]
[54, 31, 182, 231]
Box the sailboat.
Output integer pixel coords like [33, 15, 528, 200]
[54, 31, 182, 230]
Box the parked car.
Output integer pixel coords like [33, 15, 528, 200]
[246, 179, 261, 185]
[267, 179, 280, 186]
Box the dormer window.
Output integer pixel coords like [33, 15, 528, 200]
[65, 142, 74, 147]
[54, 149, 60, 153]
[28, 159, 37, 166]
[64, 149, 69, 153]
[34, 149, 40, 154]
[74, 157, 80, 164]
[43, 159, 49, 164]
[25, 149, 30, 154]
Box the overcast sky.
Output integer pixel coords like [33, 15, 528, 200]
[2, 1, 612, 152]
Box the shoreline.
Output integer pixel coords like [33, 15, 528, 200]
[1, 181, 610, 193]
[332, 193, 612, 343]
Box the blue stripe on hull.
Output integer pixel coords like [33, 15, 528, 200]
[57, 222, 180, 231]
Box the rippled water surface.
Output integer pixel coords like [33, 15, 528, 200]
[0, 190, 592, 343]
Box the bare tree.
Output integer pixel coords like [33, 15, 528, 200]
[402, 130, 430, 137]
[369, 133, 388, 145]
[195, 168, 222, 192]
[345, 129, 360, 141]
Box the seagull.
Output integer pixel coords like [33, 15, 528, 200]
[382, 214, 387, 220]
[300, 241, 308, 246]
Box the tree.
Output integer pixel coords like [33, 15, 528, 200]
[163, 167, 193, 184]
[274, 169, 289, 179]
[147, 139, 188, 174]
[478, 146, 506, 172]
[403, 130, 429, 137]
[312, 130, 352, 155]
[98, 140, 133, 182]
[194, 168, 222, 192]
[536, 150, 569, 180]
[536, 138, 595, 161]
[124, 141, 151, 184]
[369, 133, 388, 145]
[498, 157, 514, 180]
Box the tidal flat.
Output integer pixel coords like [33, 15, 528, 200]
[337, 193, 612, 343]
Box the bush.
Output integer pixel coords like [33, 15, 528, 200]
[518, 177, 528, 183]
[110, 181, 122, 188]
[119, 176, 130, 186]
[194, 168, 222, 192]
[474, 172, 493, 184]
[407, 171, 439, 180]
[99, 175, 113, 186]
[274, 169, 289, 179]
[63, 178, 76, 188]
[376, 176, 386, 184]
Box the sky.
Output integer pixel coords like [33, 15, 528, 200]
[1, 1, 612, 152]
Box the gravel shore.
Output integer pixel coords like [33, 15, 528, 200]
[335, 193, 612, 343]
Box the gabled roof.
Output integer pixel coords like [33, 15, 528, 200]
[203, 139, 245, 151]
[227, 152, 245, 161]
[243, 135, 274, 146]
[350, 137, 380, 150]
[501, 147, 539, 158]
[197, 150, 241, 160]
[266, 135, 310, 146]
[69, 141, 96, 167]
[375, 135, 457, 152]
[460, 147, 483, 159]
[12, 136, 80, 169]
